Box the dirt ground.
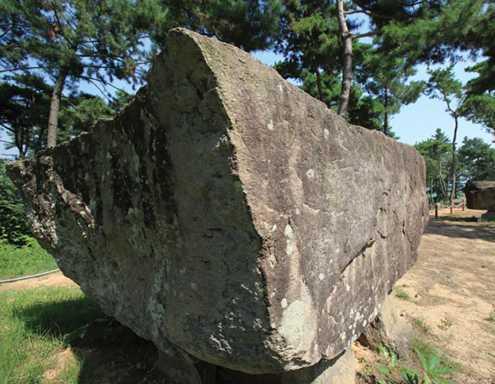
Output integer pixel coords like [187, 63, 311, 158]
[2, 208, 494, 383]
[0, 270, 77, 292]
[385, 208, 495, 383]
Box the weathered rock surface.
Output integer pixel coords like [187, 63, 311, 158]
[8, 28, 428, 377]
[465, 180, 495, 211]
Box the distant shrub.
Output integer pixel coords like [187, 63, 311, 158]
[0, 159, 31, 246]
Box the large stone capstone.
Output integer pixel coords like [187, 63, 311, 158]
[8, 28, 428, 377]
[465, 180, 495, 211]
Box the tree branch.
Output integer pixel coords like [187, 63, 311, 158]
[352, 31, 377, 40]
[50, 0, 76, 48]
[345, 9, 368, 16]
[0, 66, 48, 73]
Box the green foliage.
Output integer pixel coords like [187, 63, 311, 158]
[0, 160, 30, 246]
[459, 2, 495, 95]
[0, 0, 284, 155]
[300, 69, 387, 132]
[425, 67, 464, 110]
[413, 318, 431, 334]
[457, 137, 495, 182]
[273, 0, 426, 135]
[58, 93, 122, 140]
[0, 287, 101, 383]
[0, 74, 126, 153]
[417, 127, 494, 204]
[274, 0, 342, 81]
[394, 287, 411, 301]
[401, 367, 421, 384]
[461, 94, 495, 133]
[0, 237, 57, 279]
[0, 0, 169, 151]
[415, 129, 452, 203]
[375, 343, 422, 384]
[413, 340, 456, 384]
[0, 0, 169, 85]
[377, 1, 484, 66]
[370, 341, 455, 384]
[0, 75, 51, 157]
[163, 0, 283, 52]
[274, 1, 375, 123]
[361, 50, 424, 135]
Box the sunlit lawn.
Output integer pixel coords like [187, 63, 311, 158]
[0, 287, 100, 384]
[0, 238, 57, 279]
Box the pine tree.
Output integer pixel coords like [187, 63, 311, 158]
[0, 0, 168, 148]
[458, 137, 495, 182]
[274, 0, 341, 103]
[415, 129, 451, 203]
[0, 74, 51, 157]
[425, 67, 465, 210]
[362, 52, 423, 135]
[159, 0, 283, 52]
[274, 0, 434, 125]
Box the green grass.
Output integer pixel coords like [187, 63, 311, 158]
[394, 287, 411, 301]
[371, 340, 457, 384]
[412, 339, 460, 380]
[413, 318, 431, 334]
[487, 310, 495, 323]
[0, 237, 57, 279]
[0, 287, 101, 384]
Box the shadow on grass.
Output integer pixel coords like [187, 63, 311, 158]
[13, 295, 167, 383]
[12, 291, 351, 383]
[13, 295, 101, 338]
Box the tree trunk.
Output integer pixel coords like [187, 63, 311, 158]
[450, 115, 459, 214]
[383, 87, 389, 136]
[14, 118, 25, 159]
[337, 0, 352, 117]
[316, 70, 323, 103]
[17, 131, 26, 159]
[15, 138, 25, 159]
[47, 69, 68, 148]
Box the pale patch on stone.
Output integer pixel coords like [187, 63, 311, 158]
[268, 253, 277, 268]
[319, 273, 325, 281]
[303, 203, 320, 216]
[281, 298, 288, 309]
[284, 223, 297, 256]
[279, 287, 317, 357]
[324, 128, 330, 140]
[267, 119, 274, 131]
[306, 169, 315, 179]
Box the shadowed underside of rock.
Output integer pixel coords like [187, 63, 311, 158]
[8, 28, 428, 375]
[465, 180, 495, 211]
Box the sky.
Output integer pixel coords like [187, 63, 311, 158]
[252, 50, 494, 147]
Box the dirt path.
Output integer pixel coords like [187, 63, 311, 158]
[388, 209, 495, 383]
[0, 271, 78, 292]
